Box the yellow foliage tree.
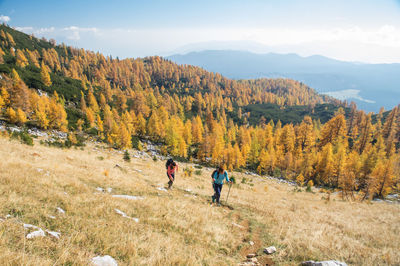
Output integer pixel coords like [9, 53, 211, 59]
[6, 107, 17, 124]
[16, 49, 29, 67]
[40, 62, 52, 86]
[15, 108, 27, 125]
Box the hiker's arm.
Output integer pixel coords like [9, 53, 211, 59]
[225, 172, 231, 183]
[167, 171, 173, 181]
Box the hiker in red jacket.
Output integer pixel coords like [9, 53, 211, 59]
[166, 159, 178, 189]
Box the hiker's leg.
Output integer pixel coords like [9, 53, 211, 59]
[215, 184, 222, 203]
[168, 173, 175, 189]
[212, 183, 217, 202]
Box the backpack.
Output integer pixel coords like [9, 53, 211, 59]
[211, 170, 217, 179]
[166, 159, 174, 169]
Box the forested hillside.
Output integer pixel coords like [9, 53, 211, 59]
[0, 24, 399, 198]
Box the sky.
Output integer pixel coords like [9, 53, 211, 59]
[1, 0, 400, 63]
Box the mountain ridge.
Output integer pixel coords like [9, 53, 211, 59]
[168, 50, 400, 112]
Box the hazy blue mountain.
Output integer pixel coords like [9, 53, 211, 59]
[168, 50, 400, 112]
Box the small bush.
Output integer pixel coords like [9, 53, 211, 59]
[241, 177, 247, 184]
[123, 150, 131, 162]
[194, 170, 202, 175]
[296, 174, 304, 187]
[10, 131, 34, 146]
[194, 165, 203, 169]
[273, 168, 282, 178]
[97, 156, 104, 161]
[153, 156, 158, 162]
[230, 176, 236, 184]
[306, 180, 314, 192]
[131, 136, 140, 149]
[183, 167, 194, 177]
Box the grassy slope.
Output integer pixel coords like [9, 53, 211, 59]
[0, 137, 399, 265]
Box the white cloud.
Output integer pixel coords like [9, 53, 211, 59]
[62, 26, 98, 40]
[15, 26, 33, 32]
[11, 24, 400, 63]
[0, 15, 11, 23]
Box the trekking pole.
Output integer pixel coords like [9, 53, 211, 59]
[225, 182, 232, 204]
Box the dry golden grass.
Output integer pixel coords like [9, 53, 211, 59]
[0, 137, 399, 265]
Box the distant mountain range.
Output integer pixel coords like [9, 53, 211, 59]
[168, 50, 400, 112]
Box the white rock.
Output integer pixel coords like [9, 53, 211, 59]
[232, 222, 245, 229]
[386, 194, 398, 200]
[96, 187, 105, 192]
[264, 246, 277, 254]
[48, 215, 56, 219]
[112, 195, 145, 200]
[23, 223, 40, 229]
[106, 188, 113, 193]
[114, 209, 139, 223]
[26, 229, 45, 239]
[46, 230, 61, 239]
[56, 207, 66, 214]
[157, 187, 168, 192]
[249, 241, 254, 246]
[247, 257, 258, 263]
[91, 255, 118, 266]
[301, 261, 347, 266]
[184, 188, 192, 193]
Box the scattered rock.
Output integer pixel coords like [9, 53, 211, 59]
[26, 229, 46, 239]
[31, 152, 41, 157]
[46, 230, 61, 239]
[386, 194, 399, 200]
[246, 254, 257, 258]
[232, 222, 245, 229]
[91, 255, 118, 266]
[106, 187, 113, 193]
[96, 187, 105, 192]
[246, 257, 259, 264]
[114, 209, 139, 223]
[56, 207, 66, 214]
[48, 215, 56, 219]
[23, 223, 40, 229]
[157, 187, 168, 192]
[263, 246, 277, 254]
[112, 195, 145, 200]
[239, 262, 258, 266]
[184, 188, 192, 193]
[301, 261, 347, 266]
[249, 241, 254, 246]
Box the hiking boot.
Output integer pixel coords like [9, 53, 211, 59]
[212, 195, 216, 203]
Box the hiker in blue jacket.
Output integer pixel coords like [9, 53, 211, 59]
[211, 166, 231, 205]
